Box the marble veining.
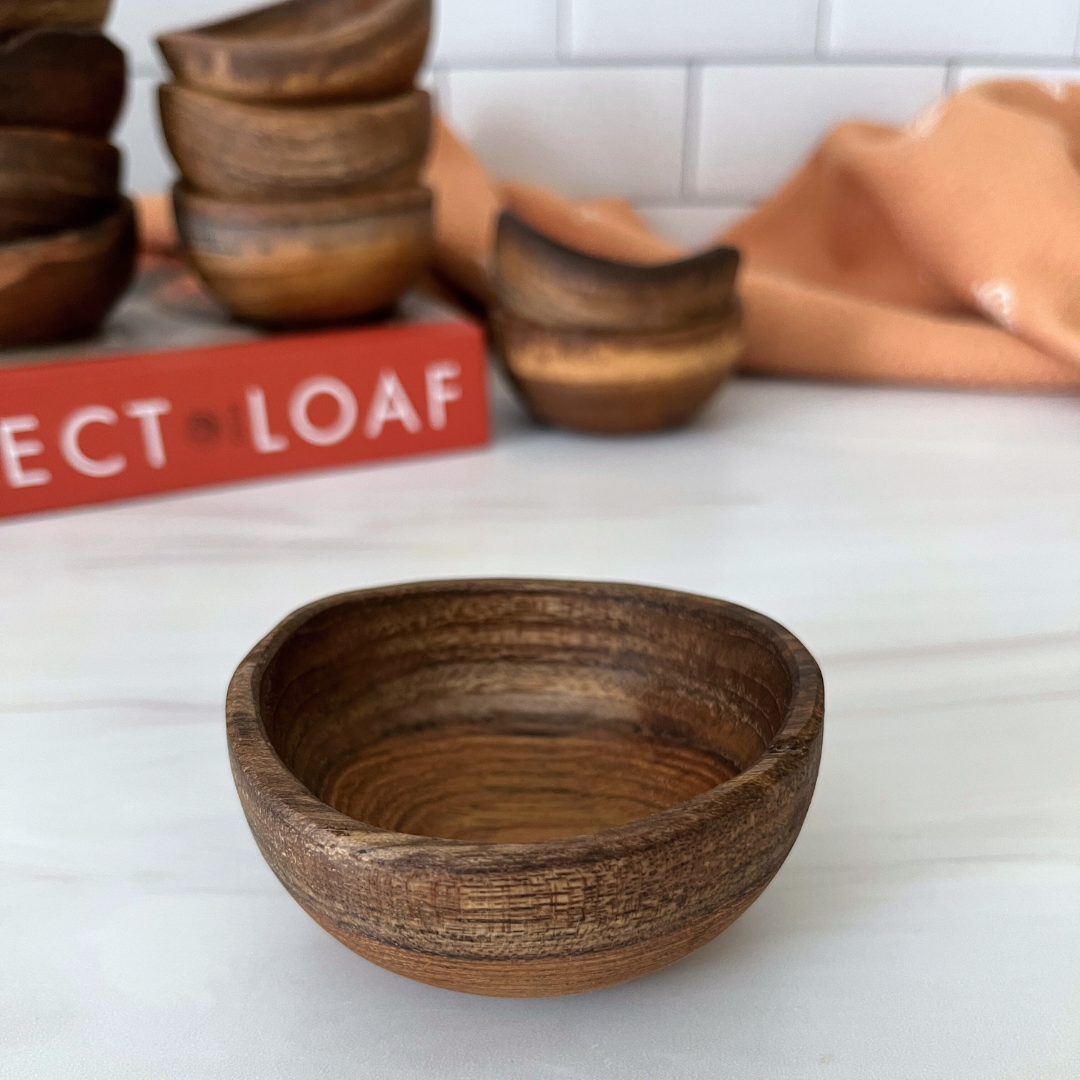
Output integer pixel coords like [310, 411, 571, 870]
[1, 373, 1077, 1078]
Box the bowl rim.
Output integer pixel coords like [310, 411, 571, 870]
[495, 210, 740, 291]
[226, 578, 823, 870]
[173, 181, 432, 225]
[158, 0, 428, 54]
[157, 80, 430, 120]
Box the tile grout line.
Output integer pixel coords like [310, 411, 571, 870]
[943, 59, 961, 95]
[377, 55, 1080, 77]
[815, 0, 833, 57]
[680, 64, 702, 201]
[556, 0, 573, 63]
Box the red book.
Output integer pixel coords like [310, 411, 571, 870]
[0, 271, 489, 520]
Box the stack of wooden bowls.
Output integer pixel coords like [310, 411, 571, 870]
[157, 0, 435, 327]
[491, 213, 745, 434]
[0, 0, 135, 347]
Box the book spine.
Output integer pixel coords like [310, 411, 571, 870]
[0, 320, 489, 519]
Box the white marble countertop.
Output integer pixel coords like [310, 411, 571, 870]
[2, 373, 1078, 1079]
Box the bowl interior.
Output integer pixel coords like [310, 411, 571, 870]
[258, 585, 795, 844]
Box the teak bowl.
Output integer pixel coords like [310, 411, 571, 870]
[157, 0, 431, 104]
[0, 197, 135, 347]
[494, 211, 741, 333]
[491, 305, 744, 434]
[0, 0, 110, 32]
[0, 128, 119, 241]
[174, 183, 433, 326]
[0, 30, 125, 137]
[159, 83, 430, 201]
[227, 579, 824, 998]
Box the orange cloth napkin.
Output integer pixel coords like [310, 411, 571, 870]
[424, 81, 1080, 391]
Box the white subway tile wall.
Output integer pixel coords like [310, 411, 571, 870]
[108, 0, 1080, 247]
[827, 0, 1080, 59]
[447, 67, 688, 200]
[569, 0, 820, 59]
[695, 65, 947, 202]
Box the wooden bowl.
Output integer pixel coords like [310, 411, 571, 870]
[159, 83, 430, 201]
[0, 128, 119, 241]
[491, 304, 743, 434]
[227, 579, 824, 998]
[173, 183, 433, 326]
[0, 0, 110, 32]
[0, 29, 125, 137]
[0, 197, 135, 347]
[494, 211, 740, 333]
[157, 0, 431, 104]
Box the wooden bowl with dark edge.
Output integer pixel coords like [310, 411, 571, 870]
[0, 0, 111, 32]
[0, 128, 119, 241]
[490, 305, 743, 434]
[494, 210, 740, 333]
[173, 183, 433, 326]
[0, 196, 135, 347]
[159, 83, 430, 201]
[157, 0, 431, 104]
[0, 29, 125, 137]
[226, 579, 824, 998]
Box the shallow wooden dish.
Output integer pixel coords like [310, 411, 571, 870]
[0, 29, 125, 137]
[157, 0, 430, 104]
[0, 128, 119, 241]
[159, 83, 430, 201]
[0, 0, 110, 32]
[174, 183, 432, 326]
[0, 197, 135, 347]
[227, 579, 824, 998]
[491, 304, 743, 434]
[494, 211, 740, 333]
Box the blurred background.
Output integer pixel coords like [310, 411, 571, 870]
[111, 0, 1080, 246]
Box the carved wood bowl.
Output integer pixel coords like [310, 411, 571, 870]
[159, 83, 430, 201]
[157, 0, 431, 104]
[494, 210, 740, 333]
[227, 579, 824, 998]
[0, 0, 111, 32]
[0, 196, 135, 347]
[491, 304, 743, 434]
[173, 183, 433, 326]
[0, 30, 125, 137]
[0, 128, 119, 241]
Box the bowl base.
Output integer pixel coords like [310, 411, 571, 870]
[320, 726, 735, 843]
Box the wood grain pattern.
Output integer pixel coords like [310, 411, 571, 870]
[173, 184, 432, 325]
[491, 304, 743, 434]
[490, 210, 744, 434]
[227, 579, 824, 997]
[0, 29, 125, 137]
[0, 128, 119, 241]
[159, 83, 430, 201]
[494, 210, 740, 333]
[0, 0, 110, 32]
[158, 0, 430, 104]
[0, 197, 135, 347]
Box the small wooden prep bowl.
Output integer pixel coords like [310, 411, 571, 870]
[0, 0, 110, 32]
[0, 197, 135, 347]
[0, 30, 125, 136]
[159, 83, 430, 201]
[491, 304, 743, 434]
[227, 579, 824, 998]
[494, 211, 740, 333]
[0, 128, 119, 241]
[157, 0, 431, 104]
[173, 183, 432, 326]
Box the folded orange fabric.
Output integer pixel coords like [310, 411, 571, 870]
[424, 81, 1080, 391]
